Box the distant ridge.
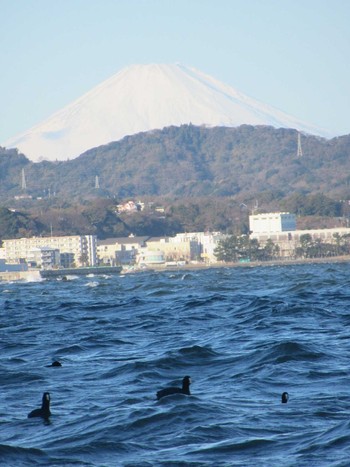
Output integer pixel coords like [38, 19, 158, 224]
[3, 63, 330, 162]
[2, 125, 349, 203]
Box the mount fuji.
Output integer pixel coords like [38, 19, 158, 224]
[4, 64, 329, 162]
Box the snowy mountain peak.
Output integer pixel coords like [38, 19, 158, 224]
[4, 63, 329, 162]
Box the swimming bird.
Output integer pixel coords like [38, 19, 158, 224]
[47, 360, 62, 367]
[156, 376, 191, 400]
[281, 392, 289, 403]
[28, 392, 51, 419]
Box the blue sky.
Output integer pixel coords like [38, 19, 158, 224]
[1, 0, 349, 143]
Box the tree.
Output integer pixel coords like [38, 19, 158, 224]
[214, 236, 240, 262]
[262, 239, 280, 260]
[214, 235, 271, 262]
[79, 253, 89, 267]
[0, 206, 43, 239]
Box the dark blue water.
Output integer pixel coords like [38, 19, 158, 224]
[1, 263, 350, 466]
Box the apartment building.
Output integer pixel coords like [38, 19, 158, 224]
[145, 235, 200, 262]
[97, 236, 149, 265]
[96, 232, 225, 266]
[28, 247, 60, 269]
[152, 232, 226, 263]
[2, 235, 97, 267]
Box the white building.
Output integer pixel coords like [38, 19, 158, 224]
[249, 212, 296, 234]
[249, 211, 350, 258]
[97, 236, 149, 265]
[137, 249, 165, 265]
[2, 235, 97, 267]
[96, 232, 225, 265]
[146, 234, 201, 262]
[197, 232, 227, 262]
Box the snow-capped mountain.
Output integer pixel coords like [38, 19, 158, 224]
[4, 64, 329, 162]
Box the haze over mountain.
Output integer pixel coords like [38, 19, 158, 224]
[3, 64, 330, 162]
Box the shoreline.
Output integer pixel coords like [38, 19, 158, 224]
[125, 255, 350, 274]
[1, 256, 350, 282]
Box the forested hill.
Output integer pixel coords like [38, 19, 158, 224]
[1, 124, 350, 201]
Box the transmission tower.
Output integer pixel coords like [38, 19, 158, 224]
[95, 175, 100, 189]
[21, 168, 27, 190]
[297, 132, 303, 157]
[251, 199, 259, 215]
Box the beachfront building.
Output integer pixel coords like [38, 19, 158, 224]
[137, 249, 165, 266]
[27, 247, 60, 269]
[96, 232, 224, 266]
[196, 232, 228, 263]
[0, 258, 28, 272]
[2, 235, 97, 267]
[145, 232, 226, 263]
[145, 235, 201, 263]
[97, 236, 149, 265]
[249, 212, 296, 234]
[249, 212, 350, 258]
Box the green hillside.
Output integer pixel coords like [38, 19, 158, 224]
[1, 124, 350, 201]
[1, 124, 350, 239]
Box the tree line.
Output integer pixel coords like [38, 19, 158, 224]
[0, 192, 349, 243]
[214, 233, 350, 262]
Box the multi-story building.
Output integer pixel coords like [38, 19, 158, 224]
[96, 232, 225, 266]
[155, 232, 226, 263]
[199, 232, 228, 263]
[2, 235, 97, 267]
[249, 212, 350, 257]
[249, 212, 296, 234]
[145, 235, 201, 262]
[27, 247, 60, 269]
[97, 236, 149, 265]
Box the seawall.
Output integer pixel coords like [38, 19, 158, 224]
[0, 270, 42, 282]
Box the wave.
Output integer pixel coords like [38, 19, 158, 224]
[190, 437, 275, 454]
[56, 344, 87, 355]
[150, 345, 221, 370]
[1, 262, 350, 466]
[85, 281, 99, 288]
[182, 294, 227, 309]
[0, 371, 45, 385]
[243, 340, 325, 370]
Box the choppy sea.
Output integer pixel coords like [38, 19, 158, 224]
[1, 262, 350, 466]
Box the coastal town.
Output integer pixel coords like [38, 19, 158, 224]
[1, 211, 350, 281]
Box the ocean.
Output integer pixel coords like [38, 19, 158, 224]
[1, 262, 350, 466]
